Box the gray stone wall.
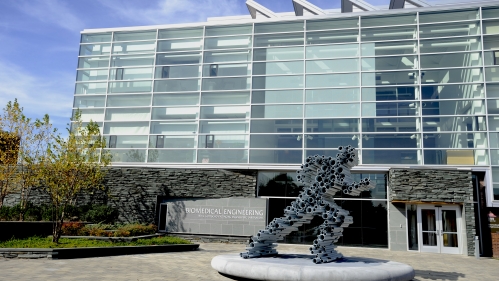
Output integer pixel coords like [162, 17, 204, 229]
[4, 167, 258, 224]
[388, 168, 475, 256]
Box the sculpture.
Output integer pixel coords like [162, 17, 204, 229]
[241, 146, 375, 264]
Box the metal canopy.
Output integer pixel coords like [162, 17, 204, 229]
[292, 0, 326, 16]
[389, 0, 431, 9]
[246, 0, 279, 19]
[342, 0, 378, 13]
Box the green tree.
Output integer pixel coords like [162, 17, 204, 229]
[41, 110, 111, 243]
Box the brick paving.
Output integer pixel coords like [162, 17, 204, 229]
[0, 243, 497, 281]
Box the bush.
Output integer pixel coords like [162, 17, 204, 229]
[81, 205, 119, 224]
[61, 222, 85, 236]
[113, 224, 157, 237]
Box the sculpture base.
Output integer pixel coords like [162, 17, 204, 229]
[211, 254, 415, 281]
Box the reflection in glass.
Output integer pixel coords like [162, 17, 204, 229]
[250, 135, 302, 148]
[81, 33, 112, 43]
[250, 150, 302, 164]
[109, 81, 152, 93]
[78, 57, 109, 69]
[106, 135, 148, 148]
[153, 93, 199, 106]
[157, 38, 202, 52]
[483, 20, 499, 35]
[424, 149, 488, 165]
[362, 87, 416, 101]
[148, 149, 195, 163]
[205, 25, 252, 36]
[156, 52, 201, 65]
[422, 68, 482, 84]
[419, 37, 481, 53]
[75, 109, 104, 122]
[75, 82, 107, 95]
[420, 53, 482, 69]
[306, 44, 359, 59]
[155, 65, 200, 79]
[419, 9, 478, 24]
[362, 71, 417, 86]
[423, 116, 486, 132]
[253, 61, 303, 75]
[361, 26, 416, 41]
[306, 119, 359, 133]
[205, 36, 251, 50]
[421, 209, 437, 246]
[424, 133, 488, 149]
[363, 134, 418, 148]
[158, 28, 203, 39]
[107, 94, 151, 107]
[488, 99, 499, 114]
[107, 149, 146, 163]
[113, 31, 156, 41]
[362, 102, 418, 117]
[200, 106, 249, 119]
[152, 107, 198, 120]
[486, 67, 499, 82]
[252, 90, 303, 104]
[79, 43, 110, 56]
[421, 84, 483, 100]
[306, 30, 358, 45]
[253, 76, 304, 89]
[406, 205, 419, 250]
[362, 56, 416, 71]
[305, 134, 359, 149]
[76, 69, 108, 81]
[253, 47, 303, 61]
[204, 50, 251, 63]
[199, 135, 248, 148]
[258, 172, 303, 197]
[307, 18, 358, 30]
[254, 22, 303, 33]
[104, 122, 149, 135]
[361, 41, 416, 56]
[419, 22, 480, 38]
[110, 67, 153, 80]
[305, 103, 360, 118]
[149, 135, 196, 148]
[150, 121, 197, 134]
[306, 88, 359, 103]
[421, 100, 485, 116]
[307, 59, 358, 73]
[252, 105, 303, 118]
[202, 63, 250, 77]
[154, 79, 200, 92]
[105, 108, 150, 121]
[202, 77, 250, 91]
[202, 92, 250, 105]
[74, 96, 105, 108]
[363, 150, 420, 164]
[112, 41, 155, 54]
[197, 149, 248, 163]
[199, 120, 249, 134]
[307, 73, 359, 87]
[362, 117, 418, 132]
[251, 119, 303, 133]
[254, 33, 304, 47]
[361, 14, 416, 27]
[111, 55, 154, 67]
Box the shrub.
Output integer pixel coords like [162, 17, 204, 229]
[114, 224, 157, 237]
[81, 205, 119, 224]
[61, 222, 85, 236]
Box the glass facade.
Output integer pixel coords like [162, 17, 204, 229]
[75, 5, 499, 200]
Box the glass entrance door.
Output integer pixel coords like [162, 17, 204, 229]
[417, 205, 461, 254]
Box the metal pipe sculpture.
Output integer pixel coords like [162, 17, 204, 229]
[241, 146, 375, 264]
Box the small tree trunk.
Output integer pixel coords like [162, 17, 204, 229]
[0, 195, 5, 209]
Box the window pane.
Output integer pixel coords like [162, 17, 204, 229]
[157, 39, 202, 52]
[200, 105, 249, 119]
[105, 108, 150, 121]
[490, 133, 499, 148]
[104, 122, 149, 134]
[152, 107, 199, 120]
[76, 69, 108, 81]
[111, 55, 154, 67]
[362, 56, 417, 71]
[79, 43, 110, 56]
[205, 36, 251, 49]
[423, 133, 487, 149]
[422, 68, 482, 84]
[306, 44, 358, 59]
[154, 79, 200, 92]
[362, 102, 418, 117]
[306, 103, 360, 118]
[150, 121, 197, 134]
[198, 135, 248, 148]
[203, 50, 251, 63]
[205, 25, 252, 36]
[250, 135, 302, 148]
[202, 63, 250, 77]
[74, 96, 106, 108]
[255, 22, 303, 33]
[420, 37, 481, 53]
[306, 119, 359, 133]
[198, 149, 248, 163]
[363, 134, 418, 148]
[305, 134, 359, 148]
[253, 75, 304, 89]
[107, 149, 146, 163]
[488, 99, 499, 114]
[423, 116, 486, 131]
[363, 150, 420, 164]
[253, 47, 303, 61]
[421, 100, 485, 115]
[257, 172, 303, 197]
[148, 149, 195, 163]
[361, 26, 417, 41]
[362, 117, 418, 132]
[75, 82, 107, 95]
[78, 57, 109, 68]
[361, 41, 416, 56]
[362, 71, 416, 86]
[251, 119, 303, 133]
[420, 21, 480, 38]
[107, 94, 151, 107]
[306, 88, 359, 102]
[156, 52, 201, 65]
[252, 105, 303, 118]
[307, 18, 358, 30]
[252, 90, 303, 104]
[158, 28, 202, 39]
[361, 14, 416, 27]
[150, 135, 196, 149]
[254, 33, 304, 47]
[421, 84, 484, 100]
[81, 33, 111, 43]
[362, 86, 417, 101]
[419, 10, 479, 24]
[113, 31, 156, 41]
[486, 67, 499, 82]
[484, 51, 499, 66]
[306, 30, 358, 45]
[74, 109, 104, 122]
[420, 52, 482, 69]
[307, 58, 358, 73]
[250, 150, 302, 164]
[202, 77, 250, 91]
[112, 41, 155, 54]
[253, 61, 303, 75]
[153, 93, 199, 106]
[424, 149, 487, 165]
[110, 67, 153, 80]
[155, 65, 200, 79]
[487, 84, 499, 98]
[199, 120, 249, 134]
[307, 73, 359, 87]
[109, 81, 153, 93]
[202, 92, 250, 105]
[106, 136, 148, 149]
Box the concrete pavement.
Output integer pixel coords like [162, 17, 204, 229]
[0, 243, 497, 280]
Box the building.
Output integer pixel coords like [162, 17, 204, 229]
[73, 0, 499, 257]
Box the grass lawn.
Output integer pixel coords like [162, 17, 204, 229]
[0, 236, 191, 248]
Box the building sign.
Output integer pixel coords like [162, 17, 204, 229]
[159, 198, 267, 236]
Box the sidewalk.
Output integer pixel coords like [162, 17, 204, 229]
[0, 243, 497, 280]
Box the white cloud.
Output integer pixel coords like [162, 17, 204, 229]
[13, 0, 85, 32]
[0, 59, 73, 132]
[98, 0, 246, 25]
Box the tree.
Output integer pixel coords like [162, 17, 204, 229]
[40, 110, 111, 243]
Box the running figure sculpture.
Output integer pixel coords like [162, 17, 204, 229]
[241, 146, 375, 264]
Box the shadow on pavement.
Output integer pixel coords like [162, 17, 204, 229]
[414, 270, 465, 280]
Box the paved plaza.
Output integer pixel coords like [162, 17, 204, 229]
[0, 243, 497, 281]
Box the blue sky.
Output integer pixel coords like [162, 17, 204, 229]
[0, 0, 461, 134]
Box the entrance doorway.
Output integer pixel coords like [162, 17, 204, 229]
[417, 204, 462, 254]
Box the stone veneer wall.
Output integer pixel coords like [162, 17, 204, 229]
[389, 168, 475, 256]
[4, 167, 258, 224]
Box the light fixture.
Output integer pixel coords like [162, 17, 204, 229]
[307, 135, 313, 140]
[410, 134, 417, 139]
[363, 135, 369, 140]
[352, 135, 358, 140]
[297, 135, 302, 141]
